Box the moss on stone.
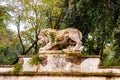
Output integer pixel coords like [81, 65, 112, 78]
[29, 55, 44, 66]
[0, 72, 120, 77]
[13, 63, 22, 74]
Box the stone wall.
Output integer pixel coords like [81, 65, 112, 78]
[0, 76, 120, 80]
[0, 51, 120, 80]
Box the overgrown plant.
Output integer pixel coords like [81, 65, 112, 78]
[13, 63, 22, 74]
[101, 45, 120, 66]
[29, 55, 44, 66]
[49, 32, 55, 42]
[102, 57, 120, 66]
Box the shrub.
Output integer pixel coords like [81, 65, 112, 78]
[13, 63, 22, 74]
[102, 57, 120, 66]
[29, 55, 44, 66]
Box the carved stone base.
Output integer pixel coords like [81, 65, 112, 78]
[39, 50, 81, 54]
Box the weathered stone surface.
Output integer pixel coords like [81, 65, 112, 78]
[0, 76, 107, 80]
[0, 74, 119, 80]
[80, 58, 100, 72]
[38, 28, 82, 51]
[22, 58, 38, 72]
[0, 67, 13, 72]
[18, 52, 120, 74]
[0, 51, 120, 80]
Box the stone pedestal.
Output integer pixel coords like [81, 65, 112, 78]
[18, 50, 120, 74]
[0, 50, 120, 80]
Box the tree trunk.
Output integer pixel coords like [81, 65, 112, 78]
[17, 15, 25, 54]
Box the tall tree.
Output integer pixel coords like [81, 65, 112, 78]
[41, 0, 65, 29]
[15, 0, 45, 54]
[5, 0, 66, 54]
[63, 0, 119, 55]
[0, 5, 19, 64]
[111, 0, 120, 60]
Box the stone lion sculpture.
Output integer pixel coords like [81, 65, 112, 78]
[38, 28, 82, 51]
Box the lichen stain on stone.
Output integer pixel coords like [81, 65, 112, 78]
[41, 56, 48, 67]
[66, 56, 81, 65]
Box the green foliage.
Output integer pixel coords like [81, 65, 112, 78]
[63, 0, 120, 55]
[49, 32, 55, 42]
[13, 63, 22, 74]
[0, 29, 21, 65]
[29, 55, 44, 66]
[41, 0, 64, 29]
[101, 44, 120, 66]
[0, 5, 20, 65]
[102, 57, 120, 66]
[114, 31, 120, 58]
[0, 5, 10, 29]
[79, 53, 88, 57]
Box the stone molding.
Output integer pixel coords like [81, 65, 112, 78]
[0, 72, 120, 77]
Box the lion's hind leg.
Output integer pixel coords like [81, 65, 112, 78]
[69, 33, 82, 50]
[73, 42, 82, 50]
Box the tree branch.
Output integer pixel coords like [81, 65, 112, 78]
[47, 11, 53, 28]
[55, 10, 64, 29]
[55, 0, 70, 29]
[24, 41, 37, 55]
[17, 15, 25, 54]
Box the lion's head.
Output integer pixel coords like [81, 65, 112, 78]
[38, 29, 57, 45]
